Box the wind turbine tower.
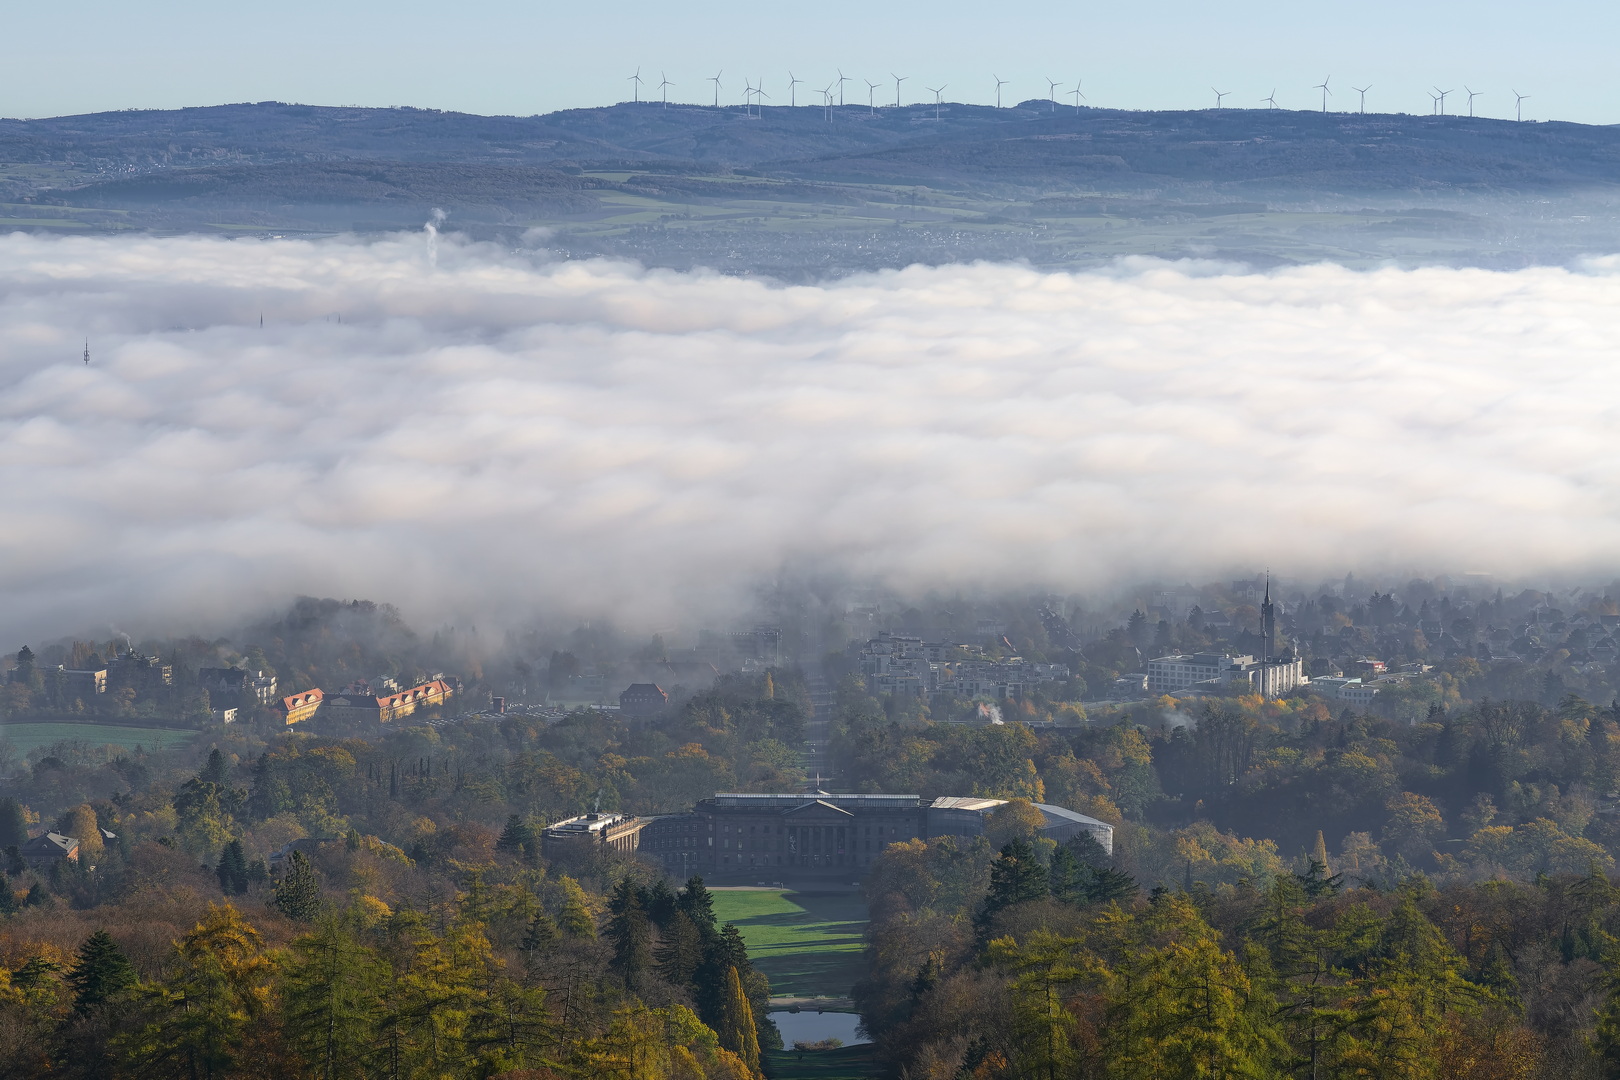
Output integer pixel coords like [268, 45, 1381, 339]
[1046, 77, 1060, 112]
[1262, 89, 1278, 109]
[993, 74, 1009, 108]
[1070, 81, 1085, 113]
[1212, 87, 1230, 109]
[709, 71, 723, 107]
[928, 85, 946, 120]
[628, 68, 643, 103]
[866, 79, 880, 113]
[1514, 89, 1529, 121]
[1465, 86, 1481, 117]
[892, 73, 908, 106]
[1352, 84, 1370, 113]
[1314, 75, 1331, 112]
[1434, 86, 1452, 115]
[788, 71, 802, 106]
[658, 72, 673, 107]
[837, 69, 850, 106]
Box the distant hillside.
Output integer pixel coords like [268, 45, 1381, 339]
[6, 100, 1620, 275]
[8, 100, 1620, 191]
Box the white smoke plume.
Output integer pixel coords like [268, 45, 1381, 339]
[3, 230, 1620, 643]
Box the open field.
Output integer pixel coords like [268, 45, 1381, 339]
[0, 722, 199, 754]
[765, 1043, 878, 1080]
[709, 888, 868, 998]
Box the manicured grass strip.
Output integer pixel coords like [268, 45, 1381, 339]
[710, 889, 868, 999]
[766, 1042, 879, 1080]
[0, 722, 199, 754]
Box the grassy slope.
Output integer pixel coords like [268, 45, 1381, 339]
[0, 722, 199, 754]
[766, 1044, 879, 1080]
[709, 889, 868, 999]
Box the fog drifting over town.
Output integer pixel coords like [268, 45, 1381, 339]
[2, 229, 1619, 642]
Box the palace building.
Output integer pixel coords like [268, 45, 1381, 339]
[612, 790, 1114, 882]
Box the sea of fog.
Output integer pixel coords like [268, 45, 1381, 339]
[1, 229, 1618, 640]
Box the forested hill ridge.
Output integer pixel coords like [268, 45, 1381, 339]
[7, 100, 1620, 192]
[7, 101, 1620, 276]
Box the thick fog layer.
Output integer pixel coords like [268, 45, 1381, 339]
[2, 231, 1618, 641]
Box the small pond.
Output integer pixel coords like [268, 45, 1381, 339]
[769, 1009, 868, 1047]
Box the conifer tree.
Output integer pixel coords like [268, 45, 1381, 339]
[520, 909, 558, 986]
[0, 797, 26, 849]
[216, 839, 249, 895]
[557, 875, 596, 939]
[120, 904, 275, 1078]
[976, 839, 1049, 940]
[68, 929, 137, 1013]
[678, 874, 717, 937]
[658, 909, 705, 987]
[199, 748, 229, 787]
[282, 917, 386, 1080]
[606, 877, 654, 987]
[717, 964, 761, 1071]
[1048, 846, 1086, 905]
[645, 877, 677, 926]
[496, 814, 535, 859]
[275, 850, 323, 922]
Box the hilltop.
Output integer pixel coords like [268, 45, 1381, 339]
[5, 101, 1620, 275]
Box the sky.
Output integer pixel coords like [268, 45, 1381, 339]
[3, 0, 1617, 124]
[4, 230, 1620, 643]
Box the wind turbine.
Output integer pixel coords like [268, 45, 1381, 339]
[788, 71, 802, 107]
[1351, 84, 1370, 113]
[1212, 87, 1230, 109]
[1465, 86, 1481, 117]
[928, 84, 946, 120]
[1434, 86, 1452, 115]
[892, 73, 908, 106]
[1262, 89, 1278, 109]
[628, 68, 643, 103]
[1514, 89, 1529, 121]
[837, 68, 851, 106]
[1313, 75, 1331, 112]
[1046, 77, 1060, 112]
[866, 79, 880, 113]
[821, 83, 836, 121]
[708, 71, 723, 108]
[993, 74, 1009, 108]
[1070, 81, 1085, 113]
[658, 72, 674, 107]
[753, 82, 770, 117]
[1428, 90, 1441, 115]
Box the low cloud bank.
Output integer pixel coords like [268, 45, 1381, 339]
[1, 231, 1618, 641]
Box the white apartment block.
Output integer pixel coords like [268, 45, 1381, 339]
[1146, 653, 1244, 694]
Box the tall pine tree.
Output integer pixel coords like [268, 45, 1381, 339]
[275, 850, 323, 922]
[68, 929, 137, 1013]
[717, 965, 761, 1071]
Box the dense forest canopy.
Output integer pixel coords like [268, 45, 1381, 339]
[5, 577, 1620, 1077]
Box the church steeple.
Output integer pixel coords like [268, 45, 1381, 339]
[1261, 572, 1276, 662]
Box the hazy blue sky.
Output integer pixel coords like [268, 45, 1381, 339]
[5, 0, 1613, 124]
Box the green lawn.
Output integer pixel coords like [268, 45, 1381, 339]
[710, 888, 868, 998]
[0, 722, 199, 755]
[765, 1043, 878, 1080]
